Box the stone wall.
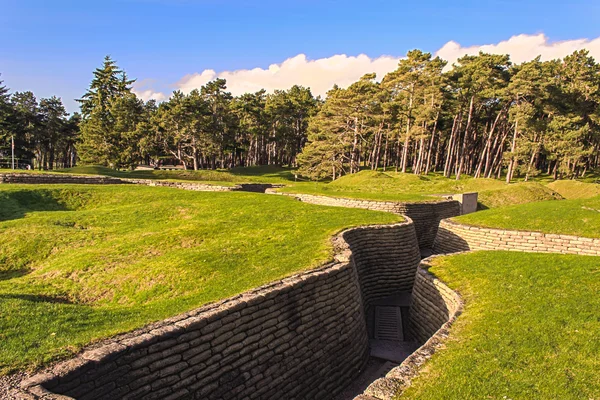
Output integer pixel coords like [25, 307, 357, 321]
[357, 257, 463, 400]
[0, 173, 125, 185]
[0, 173, 283, 193]
[124, 179, 237, 192]
[342, 223, 420, 311]
[408, 265, 462, 344]
[434, 219, 600, 256]
[267, 191, 460, 250]
[18, 222, 420, 400]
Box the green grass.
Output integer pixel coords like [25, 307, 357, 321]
[58, 165, 298, 184]
[455, 196, 600, 238]
[0, 184, 399, 374]
[399, 251, 600, 400]
[477, 182, 562, 209]
[278, 171, 522, 203]
[546, 180, 600, 199]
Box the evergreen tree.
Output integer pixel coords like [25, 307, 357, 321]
[78, 56, 136, 166]
[0, 76, 14, 159]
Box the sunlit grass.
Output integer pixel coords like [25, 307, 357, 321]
[399, 251, 600, 400]
[456, 196, 600, 238]
[0, 184, 399, 374]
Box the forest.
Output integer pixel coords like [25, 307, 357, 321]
[1, 49, 599, 181]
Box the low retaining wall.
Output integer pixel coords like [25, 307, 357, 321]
[357, 257, 463, 400]
[0, 173, 125, 185]
[124, 179, 237, 192]
[267, 191, 460, 250]
[434, 219, 600, 256]
[18, 222, 420, 400]
[0, 174, 283, 194]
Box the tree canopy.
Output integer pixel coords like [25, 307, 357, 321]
[1, 50, 599, 179]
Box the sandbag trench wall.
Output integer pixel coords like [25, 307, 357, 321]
[358, 216, 600, 400]
[265, 191, 460, 250]
[0, 173, 286, 194]
[341, 224, 421, 331]
[18, 222, 421, 400]
[0, 173, 238, 192]
[434, 219, 600, 256]
[0, 173, 125, 185]
[123, 179, 238, 192]
[356, 257, 463, 400]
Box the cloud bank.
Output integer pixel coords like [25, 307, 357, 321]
[135, 33, 600, 102]
[175, 54, 400, 98]
[436, 33, 600, 68]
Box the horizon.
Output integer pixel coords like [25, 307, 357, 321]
[2, 0, 600, 113]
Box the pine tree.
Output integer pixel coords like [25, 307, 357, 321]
[78, 56, 136, 166]
[0, 76, 14, 157]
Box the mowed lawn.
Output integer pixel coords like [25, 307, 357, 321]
[277, 170, 560, 206]
[455, 196, 600, 238]
[0, 184, 399, 374]
[400, 251, 600, 400]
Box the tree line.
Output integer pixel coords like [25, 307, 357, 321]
[299, 49, 600, 181]
[2, 50, 599, 181]
[0, 78, 79, 169]
[77, 56, 319, 170]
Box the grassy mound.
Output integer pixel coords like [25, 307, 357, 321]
[400, 251, 600, 399]
[0, 185, 398, 373]
[278, 171, 513, 203]
[547, 180, 600, 199]
[477, 182, 562, 209]
[455, 196, 600, 238]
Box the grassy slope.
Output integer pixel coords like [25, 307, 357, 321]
[477, 182, 562, 209]
[547, 180, 600, 199]
[399, 251, 600, 400]
[455, 196, 600, 238]
[0, 184, 398, 374]
[278, 171, 511, 202]
[4, 166, 571, 207]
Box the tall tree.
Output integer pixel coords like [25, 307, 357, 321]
[78, 56, 136, 166]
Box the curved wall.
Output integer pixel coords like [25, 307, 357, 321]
[343, 223, 421, 310]
[434, 219, 600, 256]
[19, 222, 421, 400]
[267, 191, 460, 250]
[359, 258, 463, 400]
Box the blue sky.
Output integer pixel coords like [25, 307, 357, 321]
[1, 0, 599, 112]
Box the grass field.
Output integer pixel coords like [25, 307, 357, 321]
[546, 180, 600, 199]
[476, 182, 562, 209]
[455, 196, 600, 238]
[0, 184, 399, 374]
[277, 170, 507, 202]
[278, 171, 563, 208]
[399, 251, 600, 400]
[5, 166, 589, 208]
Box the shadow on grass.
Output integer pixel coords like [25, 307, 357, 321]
[0, 269, 31, 282]
[0, 189, 68, 222]
[0, 293, 75, 304]
[477, 202, 490, 211]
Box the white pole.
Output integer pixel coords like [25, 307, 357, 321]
[11, 135, 15, 170]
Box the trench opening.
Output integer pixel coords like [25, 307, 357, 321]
[336, 292, 419, 400]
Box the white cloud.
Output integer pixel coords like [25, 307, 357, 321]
[141, 33, 600, 102]
[132, 79, 168, 102]
[436, 33, 600, 69]
[133, 88, 167, 102]
[175, 53, 400, 97]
